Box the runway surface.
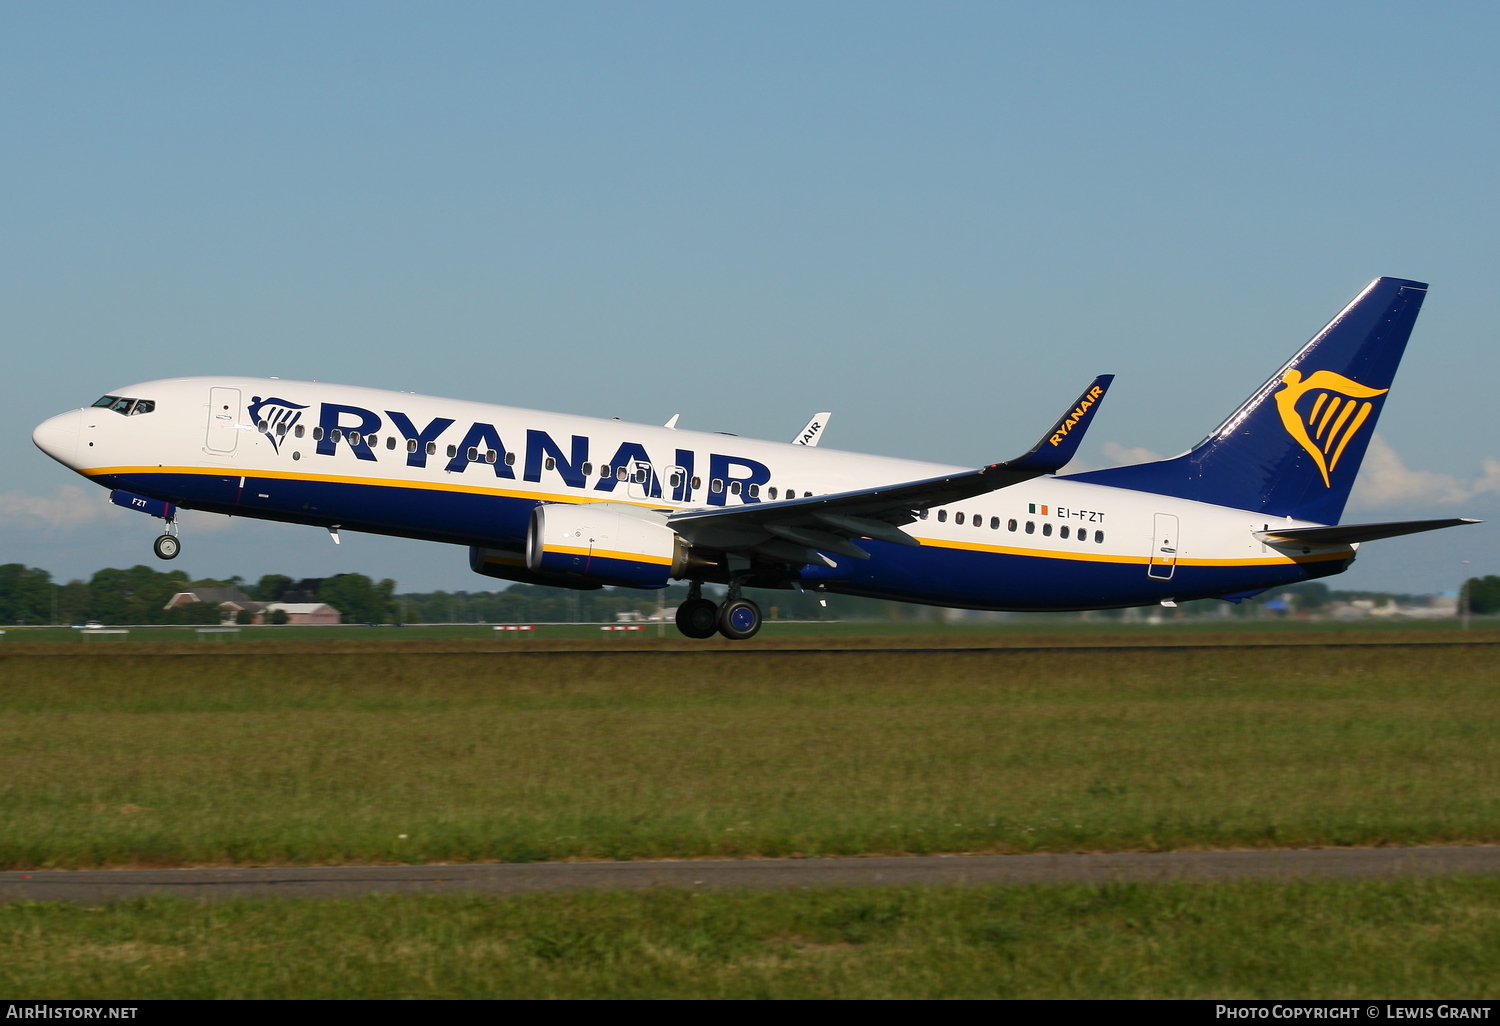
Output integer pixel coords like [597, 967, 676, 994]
[4, 846, 1497, 903]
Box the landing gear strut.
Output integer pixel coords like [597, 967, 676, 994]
[673, 579, 764, 641]
[152, 519, 181, 560]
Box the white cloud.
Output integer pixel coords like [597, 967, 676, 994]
[1348, 433, 1500, 510]
[0, 484, 237, 536]
[1101, 441, 1166, 466]
[0, 484, 111, 530]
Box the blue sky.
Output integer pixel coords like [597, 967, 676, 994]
[3, 1, 1498, 593]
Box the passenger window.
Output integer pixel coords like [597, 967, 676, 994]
[544, 457, 555, 471]
[366, 434, 376, 447]
[974, 514, 982, 528]
[275, 422, 287, 436]
[407, 439, 417, 453]
[311, 427, 324, 441]
[937, 510, 947, 523]
[467, 447, 478, 461]
[748, 483, 759, 498]
[348, 431, 360, 446]
[1079, 529, 1088, 543]
[486, 449, 498, 464]
[387, 436, 396, 450]
[1095, 530, 1104, 543]
[919, 510, 928, 520]
[1007, 519, 1017, 532]
[711, 479, 724, 493]
[297, 425, 307, 439]
[1060, 526, 1069, 539]
[425, 441, 436, 456]
[691, 476, 701, 489]
[728, 480, 740, 495]
[670, 472, 684, 488]
[601, 465, 612, 478]
[446, 444, 457, 458]
[617, 467, 629, 481]
[1025, 521, 1034, 534]
[1043, 523, 1052, 536]
[990, 517, 999, 529]
[636, 469, 648, 484]
[257, 419, 269, 432]
[331, 429, 343, 443]
[582, 463, 593, 476]
[955, 512, 964, 525]
[768, 486, 777, 500]
[505, 452, 516, 466]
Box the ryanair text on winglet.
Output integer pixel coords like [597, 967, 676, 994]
[1048, 385, 1105, 447]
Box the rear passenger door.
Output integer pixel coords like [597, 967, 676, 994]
[1147, 513, 1179, 580]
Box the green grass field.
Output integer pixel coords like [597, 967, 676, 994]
[5, 878, 1499, 998]
[2, 636, 1498, 869]
[5, 614, 1499, 644]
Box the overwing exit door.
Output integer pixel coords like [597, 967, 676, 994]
[205, 387, 241, 454]
[1148, 513, 1179, 580]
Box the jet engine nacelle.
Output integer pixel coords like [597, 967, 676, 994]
[527, 503, 679, 589]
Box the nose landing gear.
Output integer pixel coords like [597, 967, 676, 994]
[152, 517, 181, 560]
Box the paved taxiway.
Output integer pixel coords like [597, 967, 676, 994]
[3, 846, 1497, 903]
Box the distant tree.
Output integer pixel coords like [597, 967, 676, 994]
[0, 564, 54, 624]
[268, 608, 289, 625]
[57, 580, 92, 624]
[234, 608, 254, 625]
[88, 566, 192, 624]
[316, 573, 396, 624]
[1466, 576, 1500, 615]
[250, 574, 293, 602]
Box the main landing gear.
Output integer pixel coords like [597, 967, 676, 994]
[153, 519, 181, 560]
[674, 581, 763, 641]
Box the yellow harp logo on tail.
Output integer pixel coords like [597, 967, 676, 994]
[1273, 370, 1388, 487]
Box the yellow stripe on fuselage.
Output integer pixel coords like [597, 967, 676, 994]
[89, 465, 1347, 569]
[83, 465, 667, 510]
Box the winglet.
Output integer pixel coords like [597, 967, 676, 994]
[1000, 375, 1114, 473]
[793, 413, 832, 446]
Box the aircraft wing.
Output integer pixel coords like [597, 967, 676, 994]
[668, 376, 1112, 565]
[1254, 518, 1481, 546]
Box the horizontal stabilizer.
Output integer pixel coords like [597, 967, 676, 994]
[1254, 518, 1481, 546]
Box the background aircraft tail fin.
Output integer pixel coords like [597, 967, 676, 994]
[1066, 277, 1428, 524]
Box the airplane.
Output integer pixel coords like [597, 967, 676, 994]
[31, 276, 1478, 640]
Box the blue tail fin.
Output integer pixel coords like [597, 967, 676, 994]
[1067, 277, 1428, 524]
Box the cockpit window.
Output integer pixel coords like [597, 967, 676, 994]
[91, 395, 156, 416]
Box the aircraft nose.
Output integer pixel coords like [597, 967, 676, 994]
[32, 409, 82, 463]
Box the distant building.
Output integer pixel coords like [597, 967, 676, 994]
[163, 587, 263, 622]
[163, 588, 341, 625]
[260, 602, 341, 625]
